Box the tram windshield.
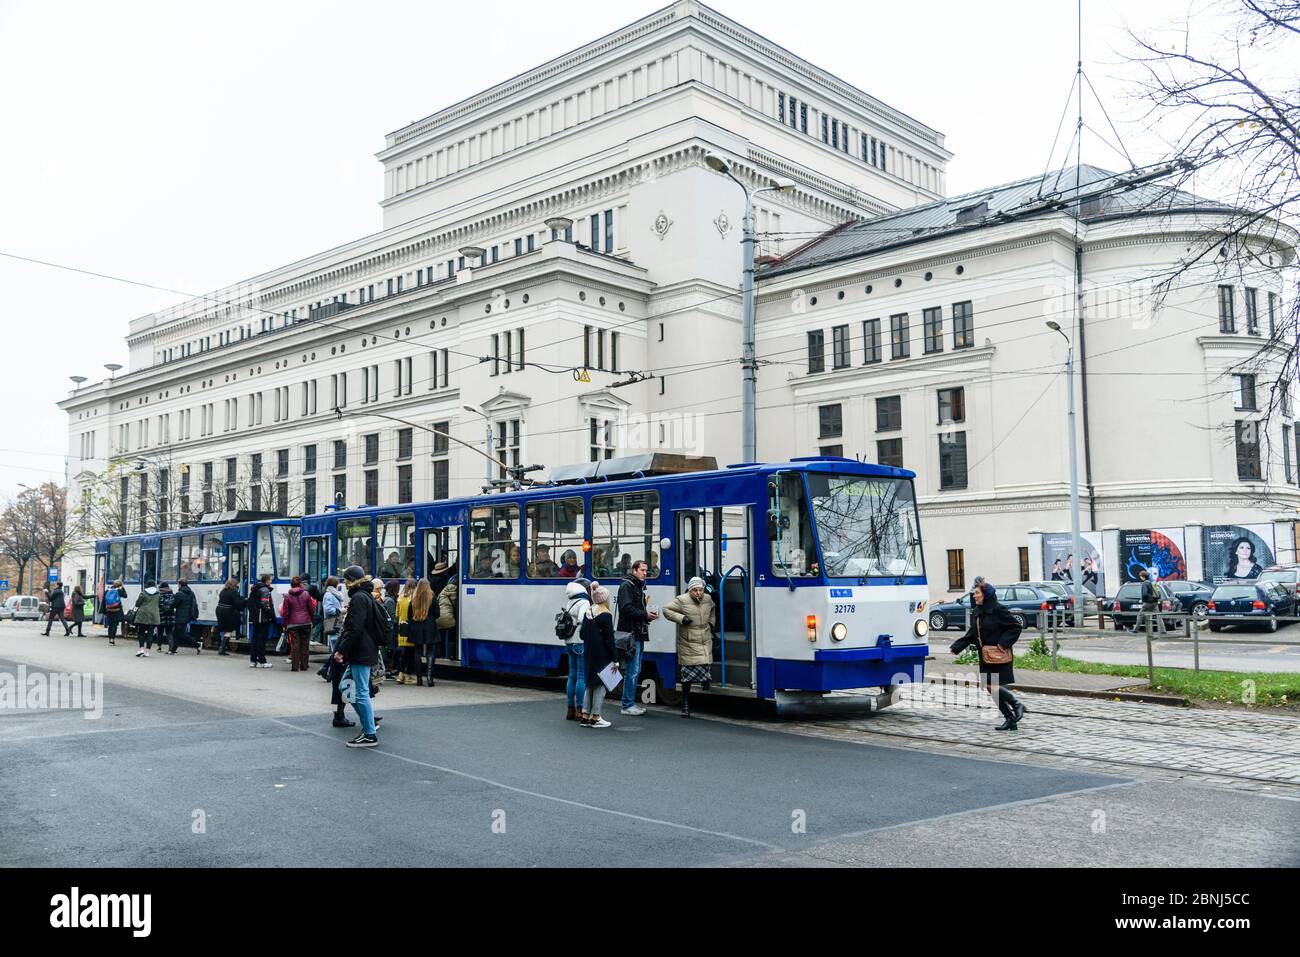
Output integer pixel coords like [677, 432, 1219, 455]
[806, 474, 924, 579]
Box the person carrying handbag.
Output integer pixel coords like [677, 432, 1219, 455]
[950, 583, 1027, 730]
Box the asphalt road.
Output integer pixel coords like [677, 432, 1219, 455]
[2, 625, 1297, 867]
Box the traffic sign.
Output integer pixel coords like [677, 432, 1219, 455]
[48, 567, 59, 582]
[0, 580, 8, 591]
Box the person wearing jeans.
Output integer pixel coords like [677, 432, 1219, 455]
[335, 565, 382, 747]
[341, 664, 378, 739]
[562, 579, 591, 720]
[615, 561, 656, 715]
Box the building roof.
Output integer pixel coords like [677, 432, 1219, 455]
[761, 163, 1238, 278]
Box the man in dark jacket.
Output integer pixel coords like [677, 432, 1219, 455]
[615, 560, 657, 716]
[334, 565, 382, 747]
[44, 582, 70, 636]
[169, 579, 199, 654]
[248, 573, 276, 668]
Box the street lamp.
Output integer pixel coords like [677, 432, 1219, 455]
[104, 363, 122, 378]
[704, 152, 796, 463]
[69, 375, 87, 390]
[463, 405, 494, 488]
[1047, 320, 1084, 624]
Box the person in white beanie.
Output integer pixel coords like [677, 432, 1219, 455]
[661, 576, 717, 717]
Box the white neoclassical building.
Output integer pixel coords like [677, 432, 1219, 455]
[59, 1, 1295, 599]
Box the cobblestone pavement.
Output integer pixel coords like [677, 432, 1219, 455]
[773, 684, 1300, 794]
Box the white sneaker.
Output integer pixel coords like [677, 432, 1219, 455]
[135, 651, 144, 658]
[249, 662, 258, 668]
[590, 717, 612, 728]
[260, 662, 273, 668]
[142, 651, 150, 657]
[621, 705, 646, 716]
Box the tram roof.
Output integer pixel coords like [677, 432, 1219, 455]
[95, 514, 298, 547]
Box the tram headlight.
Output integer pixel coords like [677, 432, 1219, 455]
[914, 619, 929, 638]
[806, 615, 817, 642]
[831, 622, 848, 642]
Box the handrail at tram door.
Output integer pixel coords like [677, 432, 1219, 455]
[716, 564, 749, 687]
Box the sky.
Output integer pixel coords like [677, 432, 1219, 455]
[0, 0, 1223, 495]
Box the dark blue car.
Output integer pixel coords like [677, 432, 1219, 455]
[928, 585, 1061, 632]
[1207, 581, 1297, 633]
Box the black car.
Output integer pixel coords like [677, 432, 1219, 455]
[1108, 581, 1180, 631]
[1207, 581, 1297, 632]
[1256, 565, 1300, 600]
[1161, 580, 1216, 621]
[928, 585, 1061, 632]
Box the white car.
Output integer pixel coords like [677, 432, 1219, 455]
[0, 595, 45, 621]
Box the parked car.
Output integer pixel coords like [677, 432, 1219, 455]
[1108, 581, 1181, 631]
[0, 595, 44, 621]
[1018, 580, 1101, 622]
[1207, 581, 1297, 632]
[1161, 580, 1216, 621]
[928, 584, 1062, 632]
[1256, 565, 1300, 599]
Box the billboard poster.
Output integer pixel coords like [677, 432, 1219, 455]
[1041, 531, 1105, 596]
[1201, 524, 1275, 586]
[1119, 528, 1187, 583]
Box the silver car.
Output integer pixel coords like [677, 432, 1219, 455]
[0, 595, 44, 621]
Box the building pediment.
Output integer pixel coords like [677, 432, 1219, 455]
[481, 389, 532, 414]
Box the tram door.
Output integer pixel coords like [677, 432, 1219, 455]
[675, 506, 753, 689]
[421, 526, 461, 663]
[228, 544, 249, 595]
[93, 553, 107, 622]
[142, 550, 159, 586]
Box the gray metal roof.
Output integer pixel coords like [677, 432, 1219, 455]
[761, 164, 1236, 278]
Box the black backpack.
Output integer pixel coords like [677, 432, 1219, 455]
[555, 599, 580, 641]
[256, 586, 274, 617]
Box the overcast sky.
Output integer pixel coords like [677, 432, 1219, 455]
[0, 0, 1214, 494]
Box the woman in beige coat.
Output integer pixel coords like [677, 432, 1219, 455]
[661, 576, 716, 717]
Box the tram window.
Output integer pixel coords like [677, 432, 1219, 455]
[525, 498, 584, 579]
[124, 541, 142, 582]
[423, 528, 459, 582]
[273, 526, 301, 580]
[161, 538, 180, 582]
[256, 526, 274, 578]
[179, 535, 201, 580]
[467, 505, 520, 579]
[305, 537, 326, 584]
[590, 491, 659, 579]
[106, 543, 125, 583]
[376, 514, 416, 581]
[337, 518, 373, 575]
[200, 532, 225, 582]
[142, 550, 159, 586]
[769, 472, 818, 577]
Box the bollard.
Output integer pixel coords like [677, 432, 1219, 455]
[1145, 610, 1155, 686]
[1191, 614, 1200, 674]
[1051, 609, 1060, 672]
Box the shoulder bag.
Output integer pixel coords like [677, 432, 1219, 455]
[976, 616, 1013, 666]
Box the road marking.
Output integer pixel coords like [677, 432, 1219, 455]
[269, 717, 784, 852]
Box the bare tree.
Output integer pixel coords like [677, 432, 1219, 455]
[1128, 0, 1300, 507]
[0, 488, 43, 593]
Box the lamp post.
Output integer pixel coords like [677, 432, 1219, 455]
[463, 405, 493, 488]
[1047, 320, 1084, 624]
[704, 153, 795, 463]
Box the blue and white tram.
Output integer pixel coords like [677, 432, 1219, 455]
[299, 455, 930, 710]
[94, 516, 303, 630]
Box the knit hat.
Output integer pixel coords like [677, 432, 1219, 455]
[590, 584, 611, 605]
[687, 576, 706, 590]
[343, 564, 366, 583]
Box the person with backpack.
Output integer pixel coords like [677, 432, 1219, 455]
[334, 565, 383, 747]
[558, 578, 591, 721]
[133, 581, 161, 658]
[70, 585, 88, 637]
[615, 560, 657, 716]
[157, 583, 176, 650]
[168, 579, 198, 654]
[279, 576, 317, 672]
[248, 573, 277, 668]
[103, 580, 127, 646]
[1131, 568, 1168, 637]
[215, 578, 244, 656]
[44, 582, 70, 636]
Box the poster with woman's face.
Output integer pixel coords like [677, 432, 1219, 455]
[1119, 528, 1187, 583]
[1202, 525, 1275, 585]
[1041, 531, 1105, 595]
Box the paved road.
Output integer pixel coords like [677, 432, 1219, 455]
[2, 624, 1297, 867]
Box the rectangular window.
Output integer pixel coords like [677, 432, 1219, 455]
[818, 403, 843, 439]
[589, 417, 615, 462]
[862, 319, 881, 364]
[376, 513, 416, 579]
[333, 472, 347, 509]
[778, 91, 785, 124]
[590, 491, 660, 580]
[590, 212, 600, 251]
[304, 477, 316, 515]
[1268, 292, 1279, 336]
[819, 444, 844, 457]
[876, 438, 903, 468]
[303, 444, 317, 474]
[807, 330, 825, 374]
[952, 301, 974, 349]
[433, 459, 449, 500]
[832, 324, 850, 369]
[503, 331, 512, 374]
[514, 238, 523, 257]
[492, 333, 500, 376]
[800, 102, 807, 133]
[947, 550, 965, 591]
[1218, 286, 1235, 333]
[605, 209, 614, 251]
[467, 504, 521, 579]
[938, 387, 966, 424]
[364, 469, 378, 507]
[336, 517, 373, 575]
[525, 498, 584, 579]
[496, 419, 521, 479]
[251, 485, 262, 511]
[821, 114, 829, 143]
[923, 307, 943, 353]
[939, 431, 968, 490]
[397, 428, 412, 460]
[609, 331, 617, 373]
[583, 325, 592, 369]
[1018, 546, 1031, 581]
[276, 448, 289, 477]
[333, 439, 346, 470]
[890, 313, 910, 359]
[1236, 420, 1261, 480]
[1235, 374, 1257, 411]
[527, 234, 535, 252]
[397, 464, 413, 504]
[1286, 425, 1294, 485]
[364, 433, 379, 466]
[876, 395, 902, 432]
[432, 420, 450, 456]
[251, 453, 262, 482]
[831, 118, 838, 149]
[1245, 287, 1259, 335]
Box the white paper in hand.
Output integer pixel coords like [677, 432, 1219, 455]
[597, 662, 621, 692]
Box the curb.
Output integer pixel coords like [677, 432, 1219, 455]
[924, 674, 1188, 707]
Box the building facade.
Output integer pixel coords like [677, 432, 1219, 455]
[59, 2, 1295, 599]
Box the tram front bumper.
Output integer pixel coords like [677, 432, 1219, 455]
[774, 688, 902, 718]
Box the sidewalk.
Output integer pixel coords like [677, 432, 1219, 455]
[924, 649, 1164, 702]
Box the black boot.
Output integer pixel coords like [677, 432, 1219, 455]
[681, 682, 692, 717]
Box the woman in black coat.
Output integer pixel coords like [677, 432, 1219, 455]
[215, 579, 244, 656]
[950, 583, 1028, 730]
[580, 584, 618, 727]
